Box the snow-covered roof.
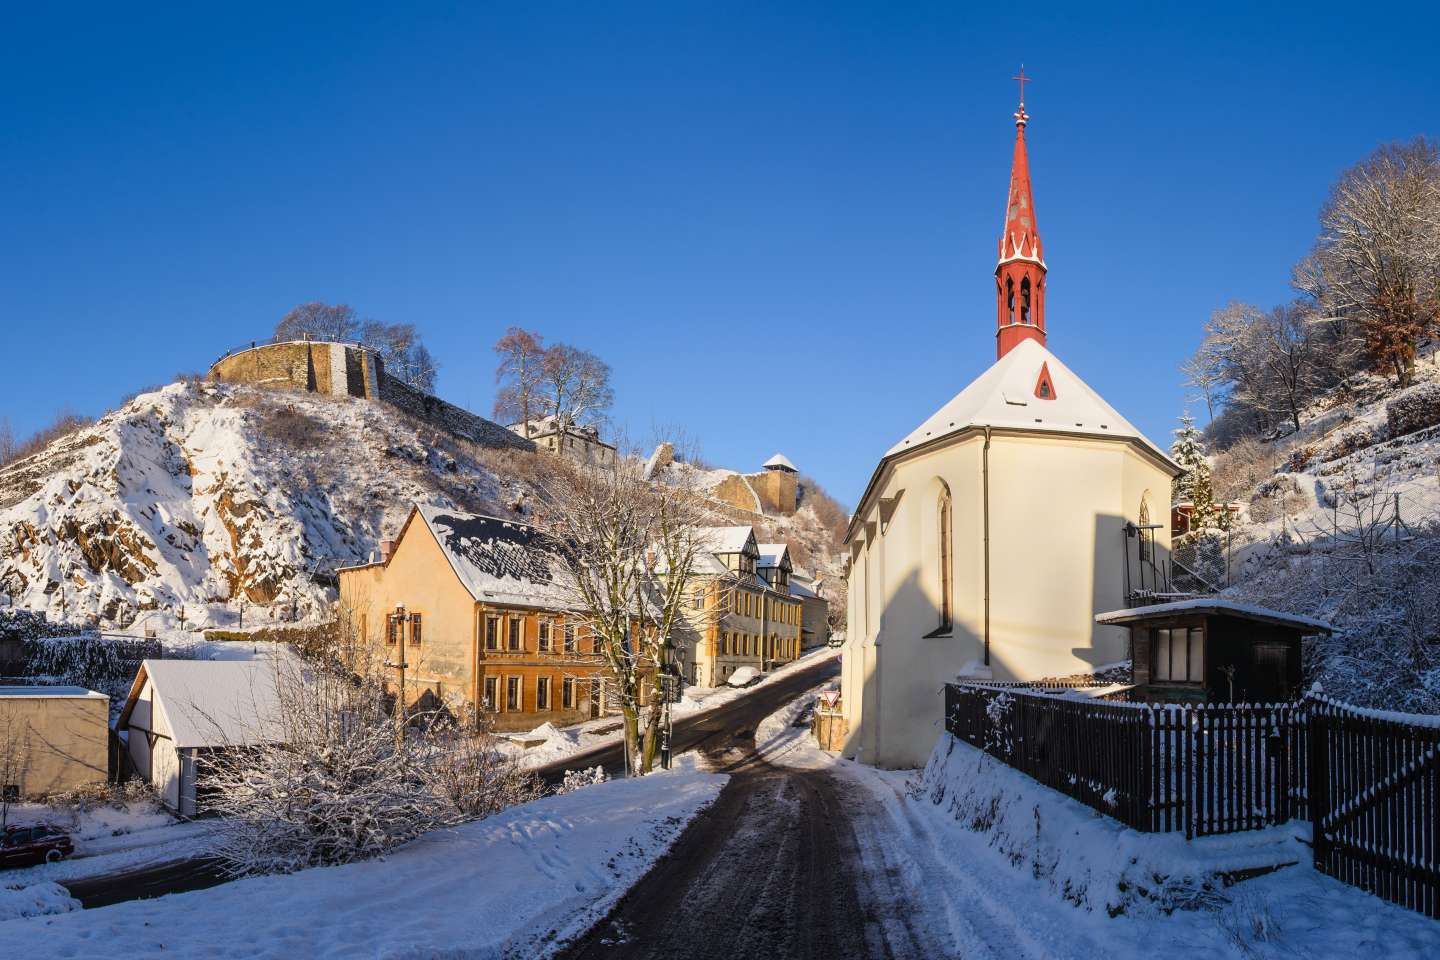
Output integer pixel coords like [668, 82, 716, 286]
[0, 686, 106, 700]
[763, 452, 798, 472]
[757, 543, 790, 569]
[417, 506, 577, 610]
[124, 659, 287, 749]
[885, 339, 1176, 469]
[1095, 598, 1333, 633]
[788, 580, 819, 600]
[694, 525, 756, 555]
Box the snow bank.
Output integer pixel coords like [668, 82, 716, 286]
[1, 767, 727, 958]
[912, 734, 1307, 916]
[0, 882, 79, 922]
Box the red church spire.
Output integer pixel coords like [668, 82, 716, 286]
[995, 67, 1047, 359]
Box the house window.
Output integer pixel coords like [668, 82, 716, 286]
[483, 676, 498, 711]
[484, 615, 500, 651]
[508, 617, 523, 651]
[692, 587, 705, 609]
[538, 620, 552, 652]
[409, 613, 422, 646]
[387, 615, 402, 646]
[562, 676, 575, 709]
[506, 676, 521, 711]
[563, 622, 576, 654]
[537, 676, 551, 710]
[938, 483, 953, 632]
[1152, 626, 1205, 683]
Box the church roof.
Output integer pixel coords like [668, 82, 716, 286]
[885, 339, 1176, 468]
[762, 452, 798, 472]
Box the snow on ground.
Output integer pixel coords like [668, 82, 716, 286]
[501, 646, 838, 770]
[1, 762, 727, 958]
[757, 692, 1440, 959]
[0, 796, 214, 891]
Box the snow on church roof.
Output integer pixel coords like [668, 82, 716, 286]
[885, 338, 1176, 469]
[763, 452, 798, 472]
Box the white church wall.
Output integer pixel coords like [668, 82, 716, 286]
[842, 431, 1175, 769]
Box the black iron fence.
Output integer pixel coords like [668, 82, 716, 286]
[945, 682, 1439, 918]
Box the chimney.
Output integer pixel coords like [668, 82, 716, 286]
[379, 540, 397, 562]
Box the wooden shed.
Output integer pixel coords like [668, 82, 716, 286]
[1095, 599, 1332, 704]
[116, 659, 285, 816]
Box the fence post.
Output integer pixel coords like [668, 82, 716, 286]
[1309, 699, 1330, 870]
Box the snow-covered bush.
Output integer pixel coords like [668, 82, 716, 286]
[555, 766, 610, 795]
[1385, 382, 1440, 438]
[204, 647, 540, 876]
[1323, 424, 1379, 462]
[1215, 889, 1285, 959]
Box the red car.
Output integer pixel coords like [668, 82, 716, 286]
[0, 824, 74, 867]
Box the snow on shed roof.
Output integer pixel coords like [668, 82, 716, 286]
[418, 506, 577, 610]
[885, 339, 1176, 469]
[1094, 598, 1333, 633]
[126, 659, 287, 749]
[763, 452, 798, 472]
[0, 686, 106, 700]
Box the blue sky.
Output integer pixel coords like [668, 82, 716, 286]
[2, 2, 1437, 507]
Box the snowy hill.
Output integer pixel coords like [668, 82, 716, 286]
[1213, 354, 1440, 710]
[0, 379, 846, 634]
[0, 380, 517, 629]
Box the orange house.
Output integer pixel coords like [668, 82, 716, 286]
[337, 506, 613, 732]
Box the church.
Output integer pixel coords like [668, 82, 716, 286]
[839, 90, 1181, 768]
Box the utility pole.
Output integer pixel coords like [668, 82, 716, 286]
[385, 603, 409, 746]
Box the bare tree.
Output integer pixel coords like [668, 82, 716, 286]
[492, 327, 546, 429]
[1254, 302, 1322, 434]
[1179, 351, 1226, 426]
[1313, 138, 1440, 386]
[275, 302, 360, 343]
[0, 710, 32, 828]
[359, 320, 439, 393]
[531, 453, 718, 775]
[0, 416, 14, 468]
[540, 343, 614, 429]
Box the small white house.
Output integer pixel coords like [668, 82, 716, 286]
[116, 659, 285, 816]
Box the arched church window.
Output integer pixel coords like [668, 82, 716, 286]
[1138, 496, 1152, 563]
[938, 483, 953, 632]
[1020, 276, 1032, 325]
[1006, 278, 1015, 325]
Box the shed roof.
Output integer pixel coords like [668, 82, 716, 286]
[1095, 598, 1333, 634]
[121, 659, 288, 749]
[0, 686, 106, 700]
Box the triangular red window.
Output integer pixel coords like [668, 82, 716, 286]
[1034, 362, 1057, 400]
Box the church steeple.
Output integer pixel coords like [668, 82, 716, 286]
[995, 67, 1047, 359]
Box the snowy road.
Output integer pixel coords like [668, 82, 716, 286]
[558, 712, 947, 959]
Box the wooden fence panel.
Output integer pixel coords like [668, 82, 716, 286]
[1309, 697, 1440, 919]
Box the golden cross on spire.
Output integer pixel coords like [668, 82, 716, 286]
[1012, 65, 1032, 110]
